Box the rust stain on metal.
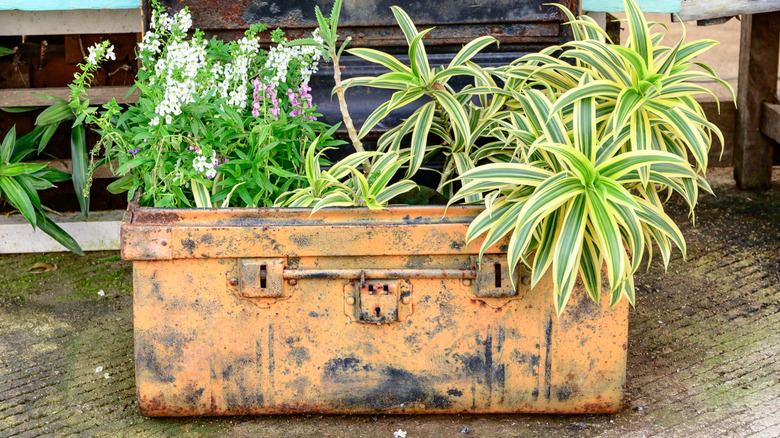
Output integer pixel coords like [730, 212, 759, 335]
[126, 201, 628, 415]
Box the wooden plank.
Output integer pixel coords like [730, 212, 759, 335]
[0, 9, 142, 35]
[0, 86, 137, 107]
[734, 11, 780, 190]
[582, 0, 680, 13]
[700, 97, 736, 167]
[33, 159, 116, 179]
[760, 103, 780, 144]
[0, 0, 139, 11]
[677, 0, 780, 22]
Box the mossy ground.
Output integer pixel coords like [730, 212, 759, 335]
[0, 168, 778, 437]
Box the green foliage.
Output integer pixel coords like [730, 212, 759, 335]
[450, 0, 727, 314]
[0, 127, 83, 254]
[275, 135, 417, 212]
[68, 1, 333, 208]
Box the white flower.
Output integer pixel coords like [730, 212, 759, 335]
[95, 366, 103, 373]
[104, 373, 110, 379]
[150, 116, 160, 126]
[393, 430, 407, 438]
[97, 289, 105, 296]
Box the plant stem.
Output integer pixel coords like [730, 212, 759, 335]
[330, 48, 371, 176]
[437, 157, 455, 195]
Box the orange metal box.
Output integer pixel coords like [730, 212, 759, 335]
[121, 201, 629, 416]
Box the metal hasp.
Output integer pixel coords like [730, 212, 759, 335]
[237, 258, 285, 298]
[472, 255, 525, 298]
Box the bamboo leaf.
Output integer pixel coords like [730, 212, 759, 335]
[70, 124, 89, 217]
[36, 211, 83, 255]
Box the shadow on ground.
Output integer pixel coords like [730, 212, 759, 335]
[1, 168, 778, 438]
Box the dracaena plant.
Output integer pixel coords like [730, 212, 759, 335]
[337, 7, 498, 190]
[451, 0, 731, 314]
[275, 135, 417, 212]
[498, 0, 733, 177]
[453, 86, 705, 315]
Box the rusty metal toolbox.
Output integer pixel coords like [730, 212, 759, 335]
[122, 201, 628, 416]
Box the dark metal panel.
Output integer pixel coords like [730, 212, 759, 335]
[159, 0, 577, 48]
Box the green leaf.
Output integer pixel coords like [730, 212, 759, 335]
[107, 174, 135, 194]
[70, 124, 89, 217]
[347, 48, 411, 74]
[36, 211, 83, 255]
[311, 191, 354, 214]
[432, 90, 471, 149]
[623, 0, 652, 66]
[0, 176, 36, 228]
[530, 209, 562, 288]
[597, 150, 693, 181]
[0, 162, 48, 177]
[586, 187, 626, 294]
[376, 180, 417, 204]
[448, 35, 497, 68]
[612, 88, 645, 134]
[35, 103, 73, 125]
[579, 230, 602, 302]
[408, 27, 433, 83]
[191, 179, 212, 208]
[408, 102, 435, 176]
[552, 194, 588, 315]
[1, 125, 16, 163]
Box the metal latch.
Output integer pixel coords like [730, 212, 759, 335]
[470, 255, 530, 298]
[344, 278, 413, 324]
[230, 258, 286, 298]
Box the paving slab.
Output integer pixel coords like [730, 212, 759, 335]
[0, 167, 778, 438]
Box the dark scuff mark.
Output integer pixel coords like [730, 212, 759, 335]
[255, 339, 264, 405]
[268, 324, 275, 394]
[135, 332, 177, 383]
[484, 333, 493, 406]
[200, 234, 213, 244]
[308, 311, 320, 317]
[338, 366, 452, 410]
[289, 233, 311, 248]
[222, 364, 233, 381]
[513, 351, 540, 376]
[557, 386, 573, 401]
[323, 357, 362, 377]
[290, 347, 310, 367]
[447, 388, 464, 397]
[181, 238, 196, 255]
[544, 315, 553, 400]
[449, 240, 464, 250]
[184, 385, 205, 406]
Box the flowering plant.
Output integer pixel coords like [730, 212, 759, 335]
[71, 1, 341, 208]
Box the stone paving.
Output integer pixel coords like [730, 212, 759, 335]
[0, 167, 778, 437]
